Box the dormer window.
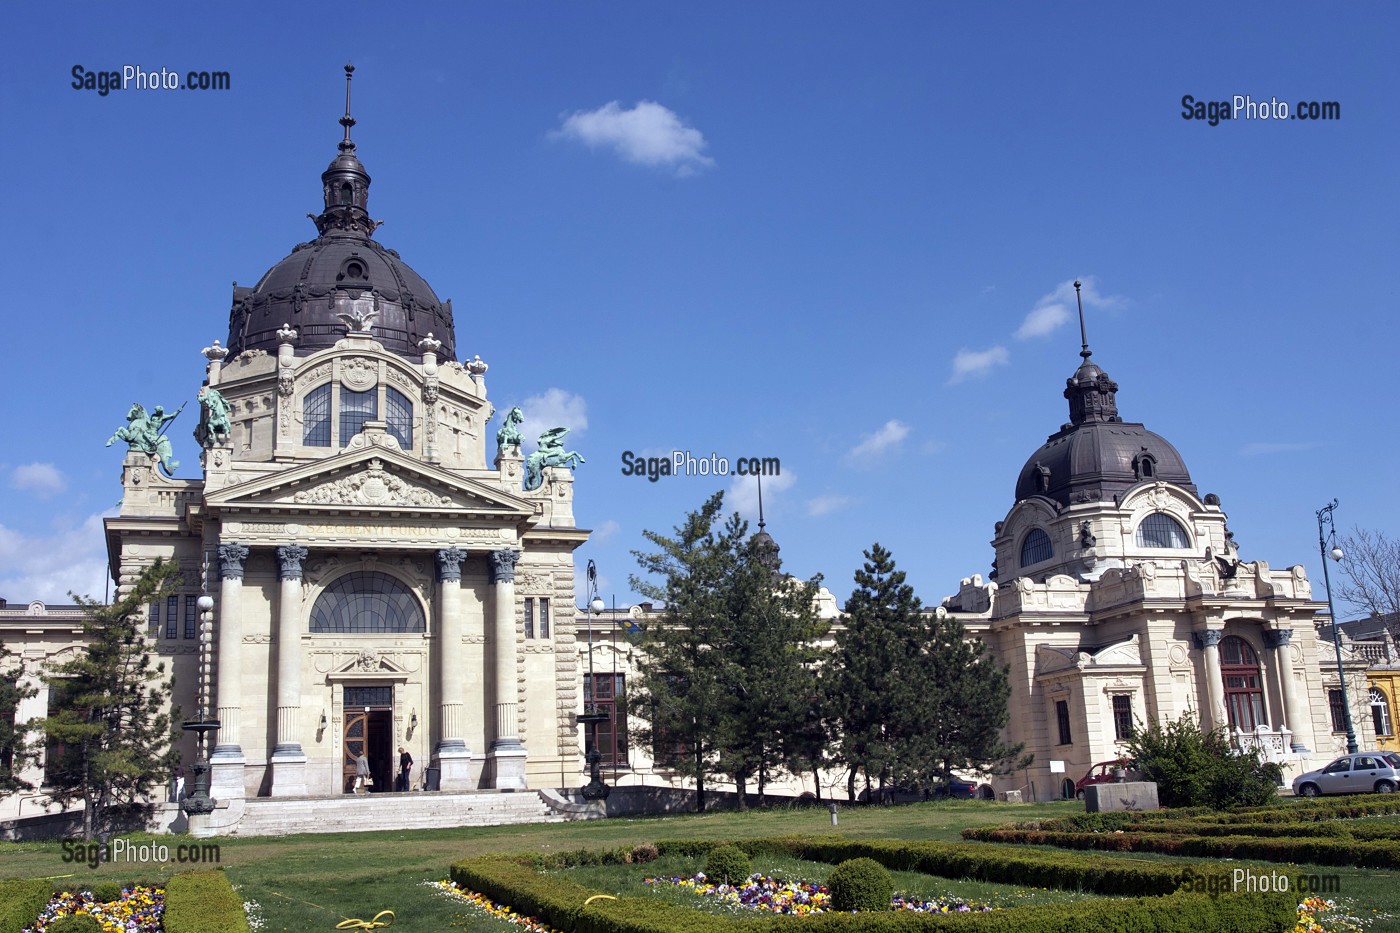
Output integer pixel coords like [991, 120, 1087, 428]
[1135, 512, 1190, 549]
[1133, 450, 1157, 479]
[1020, 528, 1053, 567]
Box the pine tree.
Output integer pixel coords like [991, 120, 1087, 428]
[831, 543, 924, 801]
[628, 493, 735, 812]
[43, 559, 182, 839]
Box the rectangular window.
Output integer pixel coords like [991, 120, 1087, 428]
[538, 597, 550, 639]
[344, 686, 393, 709]
[339, 387, 377, 447]
[44, 680, 82, 787]
[304, 384, 332, 447]
[1056, 699, 1072, 745]
[1112, 695, 1134, 741]
[524, 599, 535, 639]
[1329, 689, 1349, 733]
[584, 673, 627, 767]
[166, 595, 179, 640]
[385, 386, 413, 450]
[184, 596, 197, 640]
[149, 601, 160, 638]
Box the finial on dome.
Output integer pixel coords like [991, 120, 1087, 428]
[1074, 279, 1091, 360]
[339, 63, 357, 154]
[757, 472, 766, 532]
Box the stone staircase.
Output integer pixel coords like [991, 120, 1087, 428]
[227, 789, 574, 836]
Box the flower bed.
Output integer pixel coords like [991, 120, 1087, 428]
[21, 886, 164, 933]
[643, 871, 996, 916]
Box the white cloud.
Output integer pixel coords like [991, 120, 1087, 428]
[1015, 275, 1125, 340]
[553, 100, 715, 175]
[806, 495, 855, 517]
[846, 420, 910, 465]
[11, 463, 66, 498]
[1239, 441, 1317, 457]
[591, 519, 621, 544]
[516, 389, 588, 454]
[0, 512, 114, 604]
[728, 471, 796, 525]
[948, 346, 1010, 383]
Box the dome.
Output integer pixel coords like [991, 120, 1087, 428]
[1014, 346, 1197, 507]
[224, 65, 457, 362]
[226, 232, 457, 361]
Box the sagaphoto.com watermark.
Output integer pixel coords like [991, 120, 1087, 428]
[620, 450, 781, 483]
[1179, 867, 1341, 897]
[1181, 94, 1340, 126]
[72, 65, 231, 97]
[60, 837, 221, 870]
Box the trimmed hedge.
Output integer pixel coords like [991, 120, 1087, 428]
[962, 826, 1400, 869]
[450, 847, 1297, 933]
[164, 870, 250, 933]
[0, 879, 56, 933]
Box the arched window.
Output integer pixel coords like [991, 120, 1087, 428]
[1061, 777, 1076, 800]
[386, 387, 413, 450]
[340, 387, 377, 447]
[1136, 513, 1190, 549]
[1020, 528, 1053, 567]
[1372, 687, 1393, 737]
[338, 182, 353, 206]
[1220, 635, 1264, 731]
[304, 384, 332, 447]
[310, 572, 425, 634]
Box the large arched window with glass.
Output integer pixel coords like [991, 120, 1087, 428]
[1220, 635, 1264, 731]
[310, 572, 426, 634]
[1020, 528, 1053, 567]
[385, 387, 413, 450]
[1135, 513, 1190, 549]
[1372, 687, 1394, 737]
[304, 384, 332, 447]
[340, 387, 377, 447]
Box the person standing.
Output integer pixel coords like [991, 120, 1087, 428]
[354, 752, 371, 795]
[397, 746, 413, 792]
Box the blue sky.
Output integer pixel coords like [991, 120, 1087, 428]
[1, 3, 1395, 614]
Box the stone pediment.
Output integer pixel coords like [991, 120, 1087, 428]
[1036, 634, 1144, 678]
[205, 445, 532, 518]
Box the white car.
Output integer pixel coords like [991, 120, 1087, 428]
[1292, 752, 1400, 797]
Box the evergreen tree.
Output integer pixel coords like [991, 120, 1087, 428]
[628, 493, 735, 812]
[831, 543, 923, 800]
[0, 643, 38, 797]
[43, 560, 182, 839]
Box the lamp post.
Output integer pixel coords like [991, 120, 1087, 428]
[181, 591, 221, 819]
[1318, 499, 1357, 755]
[578, 560, 611, 800]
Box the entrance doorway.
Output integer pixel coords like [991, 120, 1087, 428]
[342, 687, 394, 793]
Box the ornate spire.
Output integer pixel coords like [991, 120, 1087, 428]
[752, 474, 781, 575]
[1075, 279, 1091, 360]
[313, 64, 377, 237]
[1063, 277, 1121, 426]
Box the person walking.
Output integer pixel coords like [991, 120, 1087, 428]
[397, 746, 413, 792]
[354, 752, 371, 795]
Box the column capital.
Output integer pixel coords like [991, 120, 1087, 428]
[276, 544, 309, 581]
[1192, 628, 1224, 650]
[489, 547, 520, 584]
[1263, 628, 1294, 649]
[436, 546, 468, 582]
[218, 543, 250, 581]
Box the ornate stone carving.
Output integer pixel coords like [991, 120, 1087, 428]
[291, 463, 450, 507]
[490, 548, 520, 583]
[277, 544, 309, 581]
[518, 572, 552, 593]
[1263, 629, 1293, 649]
[242, 634, 272, 644]
[1192, 628, 1223, 650]
[218, 543, 250, 580]
[437, 547, 467, 582]
[341, 358, 378, 390]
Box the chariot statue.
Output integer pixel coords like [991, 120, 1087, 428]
[524, 426, 585, 491]
[495, 406, 524, 455]
[194, 385, 233, 448]
[107, 402, 184, 476]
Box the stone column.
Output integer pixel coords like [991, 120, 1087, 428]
[210, 543, 249, 798]
[487, 547, 527, 788]
[1195, 628, 1228, 731]
[1265, 628, 1310, 752]
[270, 543, 308, 796]
[433, 546, 473, 790]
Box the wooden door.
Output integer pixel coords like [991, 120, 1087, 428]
[343, 711, 368, 793]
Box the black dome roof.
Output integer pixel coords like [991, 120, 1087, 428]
[224, 66, 457, 362]
[1014, 355, 1197, 507]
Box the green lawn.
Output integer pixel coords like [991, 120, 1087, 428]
[1, 799, 1395, 932]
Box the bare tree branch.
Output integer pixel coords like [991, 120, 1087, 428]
[1335, 527, 1400, 640]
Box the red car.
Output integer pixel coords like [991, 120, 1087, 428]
[1074, 759, 1140, 798]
